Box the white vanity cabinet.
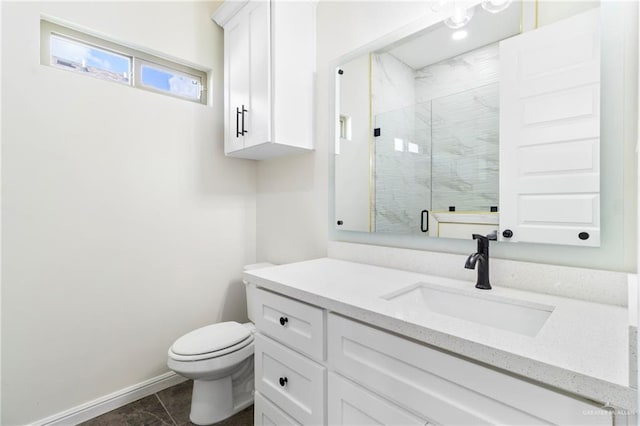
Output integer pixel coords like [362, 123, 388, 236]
[327, 372, 428, 426]
[250, 285, 617, 426]
[254, 334, 325, 425]
[253, 287, 324, 360]
[253, 288, 326, 425]
[212, 0, 316, 160]
[254, 392, 300, 426]
[328, 314, 612, 426]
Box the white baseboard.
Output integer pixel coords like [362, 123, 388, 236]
[30, 372, 188, 426]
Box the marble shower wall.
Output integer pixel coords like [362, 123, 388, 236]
[372, 52, 416, 114]
[415, 43, 500, 103]
[431, 82, 499, 211]
[419, 43, 499, 212]
[372, 43, 500, 234]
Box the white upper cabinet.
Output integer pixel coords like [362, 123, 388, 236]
[213, 0, 316, 160]
[499, 8, 601, 246]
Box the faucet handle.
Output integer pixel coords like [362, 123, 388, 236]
[472, 231, 497, 241]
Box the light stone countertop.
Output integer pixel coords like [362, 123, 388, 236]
[244, 257, 636, 411]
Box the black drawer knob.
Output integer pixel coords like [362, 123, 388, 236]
[502, 229, 513, 238]
[578, 232, 590, 240]
[337, 220, 343, 226]
[279, 317, 289, 326]
[279, 377, 288, 387]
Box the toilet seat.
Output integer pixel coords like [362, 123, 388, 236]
[169, 321, 254, 362]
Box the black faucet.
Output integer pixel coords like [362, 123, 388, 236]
[465, 232, 497, 290]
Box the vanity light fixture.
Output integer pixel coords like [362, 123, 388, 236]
[452, 29, 468, 40]
[444, 4, 475, 29]
[481, 0, 512, 14]
[433, 0, 511, 30]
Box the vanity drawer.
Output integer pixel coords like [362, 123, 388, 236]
[254, 391, 301, 426]
[328, 372, 428, 426]
[328, 314, 612, 426]
[255, 333, 325, 425]
[254, 287, 324, 361]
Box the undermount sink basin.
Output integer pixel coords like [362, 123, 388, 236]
[382, 282, 554, 337]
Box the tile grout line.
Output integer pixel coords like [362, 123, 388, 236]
[155, 392, 179, 426]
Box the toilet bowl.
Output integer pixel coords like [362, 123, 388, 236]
[167, 322, 255, 425]
[167, 263, 273, 425]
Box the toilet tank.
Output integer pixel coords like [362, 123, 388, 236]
[243, 263, 274, 323]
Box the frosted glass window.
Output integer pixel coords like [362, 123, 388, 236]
[50, 35, 131, 85]
[140, 63, 202, 101]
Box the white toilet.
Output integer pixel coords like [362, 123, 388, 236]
[167, 263, 272, 425]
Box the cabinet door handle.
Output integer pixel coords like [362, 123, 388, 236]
[279, 377, 288, 387]
[241, 105, 248, 135]
[420, 210, 429, 232]
[236, 107, 241, 138]
[279, 316, 288, 326]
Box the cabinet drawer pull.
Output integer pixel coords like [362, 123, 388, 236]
[279, 316, 289, 326]
[279, 376, 288, 387]
[241, 105, 248, 135]
[236, 107, 242, 138]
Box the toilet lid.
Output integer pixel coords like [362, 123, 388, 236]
[171, 322, 252, 356]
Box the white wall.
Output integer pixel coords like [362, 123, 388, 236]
[1, 2, 257, 424]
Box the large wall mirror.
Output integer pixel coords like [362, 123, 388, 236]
[334, 1, 607, 248]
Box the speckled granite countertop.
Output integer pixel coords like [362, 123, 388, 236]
[244, 258, 636, 410]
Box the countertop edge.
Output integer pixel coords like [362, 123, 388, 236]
[245, 271, 637, 411]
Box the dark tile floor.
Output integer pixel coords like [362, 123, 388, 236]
[81, 381, 254, 426]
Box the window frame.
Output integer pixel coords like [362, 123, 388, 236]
[40, 19, 208, 105]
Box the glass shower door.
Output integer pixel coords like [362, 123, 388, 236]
[373, 103, 432, 234]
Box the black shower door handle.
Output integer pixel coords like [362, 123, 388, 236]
[420, 210, 429, 232]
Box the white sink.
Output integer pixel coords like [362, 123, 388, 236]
[382, 282, 554, 337]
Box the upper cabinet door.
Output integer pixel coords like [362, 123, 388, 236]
[226, 2, 269, 153]
[226, 11, 250, 153]
[499, 8, 600, 247]
[245, 1, 270, 148]
[214, 0, 315, 160]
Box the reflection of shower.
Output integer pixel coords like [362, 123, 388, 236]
[372, 82, 500, 235]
